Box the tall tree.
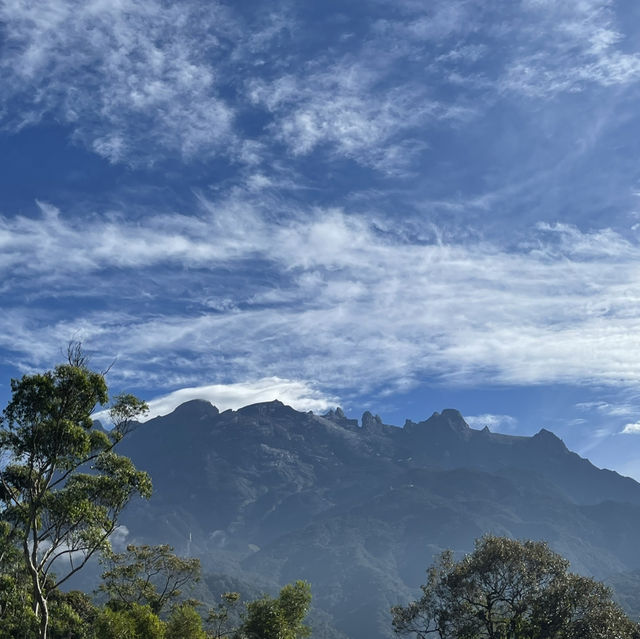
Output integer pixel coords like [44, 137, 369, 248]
[392, 535, 640, 639]
[99, 544, 200, 615]
[0, 346, 152, 639]
[206, 591, 241, 639]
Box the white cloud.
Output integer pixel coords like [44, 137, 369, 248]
[94, 378, 336, 423]
[1, 0, 474, 170]
[502, 0, 640, 96]
[5, 200, 640, 397]
[145, 378, 335, 419]
[371, 1, 479, 46]
[110, 525, 130, 551]
[464, 414, 517, 431]
[622, 422, 640, 435]
[0, 200, 261, 279]
[3, 0, 636, 173]
[575, 401, 636, 417]
[247, 61, 443, 172]
[0, 0, 236, 164]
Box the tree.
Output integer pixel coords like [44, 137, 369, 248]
[94, 602, 166, 639]
[166, 601, 208, 639]
[99, 544, 201, 615]
[0, 347, 152, 639]
[391, 535, 640, 639]
[47, 590, 97, 639]
[240, 580, 312, 639]
[206, 591, 241, 639]
[0, 521, 37, 639]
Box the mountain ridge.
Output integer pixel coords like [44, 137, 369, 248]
[114, 399, 640, 639]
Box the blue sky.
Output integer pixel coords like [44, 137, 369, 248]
[3, 0, 640, 477]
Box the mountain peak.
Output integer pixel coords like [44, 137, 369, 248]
[532, 427, 568, 452]
[425, 408, 470, 433]
[237, 399, 298, 418]
[323, 407, 359, 429]
[324, 406, 346, 419]
[171, 399, 219, 419]
[361, 410, 384, 432]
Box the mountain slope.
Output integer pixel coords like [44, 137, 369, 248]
[116, 400, 640, 638]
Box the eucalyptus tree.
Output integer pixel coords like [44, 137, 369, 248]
[0, 347, 151, 639]
[99, 544, 201, 615]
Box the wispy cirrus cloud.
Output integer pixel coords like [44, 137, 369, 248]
[502, 0, 640, 96]
[576, 401, 636, 418]
[4, 198, 640, 399]
[242, 1, 484, 172]
[0, 0, 237, 164]
[4, 1, 640, 414]
[3, 0, 639, 175]
[248, 58, 474, 173]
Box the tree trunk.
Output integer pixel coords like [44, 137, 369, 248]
[24, 540, 49, 639]
[38, 600, 49, 639]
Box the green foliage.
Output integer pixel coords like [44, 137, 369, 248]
[392, 535, 640, 639]
[166, 602, 208, 639]
[48, 600, 89, 639]
[240, 580, 311, 639]
[94, 603, 166, 639]
[99, 544, 201, 615]
[0, 572, 37, 639]
[0, 346, 151, 639]
[47, 590, 98, 639]
[0, 520, 36, 638]
[207, 591, 242, 639]
[109, 393, 151, 442]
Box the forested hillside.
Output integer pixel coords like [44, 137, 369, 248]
[115, 399, 640, 639]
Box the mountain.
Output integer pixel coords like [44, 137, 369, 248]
[115, 400, 640, 639]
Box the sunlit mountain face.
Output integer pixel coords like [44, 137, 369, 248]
[3, 0, 640, 478]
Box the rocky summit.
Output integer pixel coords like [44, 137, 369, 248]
[115, 400, 640, 639]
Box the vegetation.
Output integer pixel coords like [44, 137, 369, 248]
[0, 348, 313, 638]
[166, 601, 209, 639]
[3, 352, 637, 639]
[392, 535, 640, 639]
[0, 345, 151, 638]
[207, 591, 242, 639]
[99, 544, 201, 615]
[94, 602, 166, 639]
[241, 581, 312, 639]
